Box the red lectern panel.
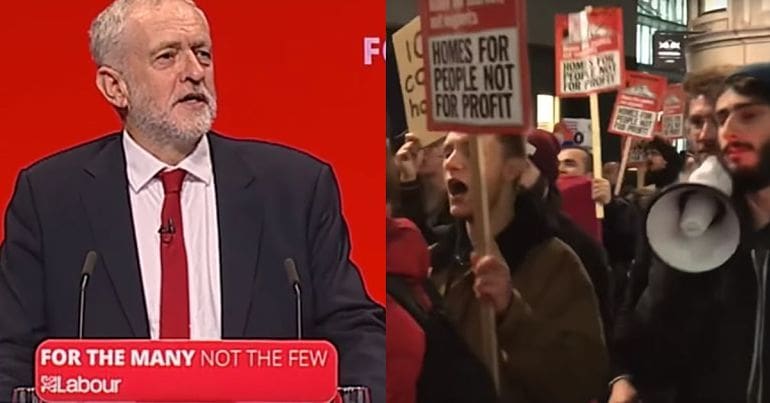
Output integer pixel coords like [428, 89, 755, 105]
[35, 339, 338, 402]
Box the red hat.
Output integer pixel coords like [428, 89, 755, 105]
[527, 129, 561, 184]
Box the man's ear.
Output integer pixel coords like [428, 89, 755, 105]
[95, 66, 129, 109]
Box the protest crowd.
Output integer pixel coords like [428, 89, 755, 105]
[386, 3, 770, 403]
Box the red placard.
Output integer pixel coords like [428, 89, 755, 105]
[556, 175, 602, 243]
[608, 71, 668, 138]
[419, 0, 532, 134]
[661, 83, 687, 139]
[35, 340, 338, 402]
[555, 7, 625, 98]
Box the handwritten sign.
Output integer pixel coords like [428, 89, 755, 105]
[393, 17, 446, 146]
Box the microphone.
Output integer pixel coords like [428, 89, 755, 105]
[78, 251, 98, 339]
[283, 258, 302, 339]
[158, 219, 175, 243]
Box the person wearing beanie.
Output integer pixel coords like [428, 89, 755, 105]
[613, 62, 770, 403]
[521, 129, 614, 344]
[643, 136, 685, 189]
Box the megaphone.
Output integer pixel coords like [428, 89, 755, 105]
[646, 156, 741, 273]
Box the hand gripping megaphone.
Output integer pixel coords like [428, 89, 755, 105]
[646, 156, 741, 273]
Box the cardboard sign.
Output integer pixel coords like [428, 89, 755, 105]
[35, 339, 338, 402]
[393, 17, 446, 146]
[555, 7, 625, 98]
[661, 83, 687, 139]
[420, 0, 532, 134]
[628, 139, 647, 165]
[556, 175, 602, 243]
[608, 71, 668, 138]
[554, 118, 593, 148]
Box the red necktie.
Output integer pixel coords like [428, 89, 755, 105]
[158, 169, 190, 339]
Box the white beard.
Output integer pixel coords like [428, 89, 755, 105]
[125, 82, 217, 146]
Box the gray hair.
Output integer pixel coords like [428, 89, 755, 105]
[88, 0, 198, 66]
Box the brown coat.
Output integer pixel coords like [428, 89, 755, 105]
[430, 196, 609, 402]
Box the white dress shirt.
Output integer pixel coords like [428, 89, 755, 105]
[123, 131, 222, 340]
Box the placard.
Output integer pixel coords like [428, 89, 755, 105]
[661, 83, 686, 139]
[420, 0, 532, 134]
[608, 71, 668, 138]
[393, 17, 447, 146]
[555, 7, 625, 98]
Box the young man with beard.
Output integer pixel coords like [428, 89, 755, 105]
[685, 65, 739, 166]
[612, 63, 770, 403]
[609, 65, 737, 403]
[430, 132, 608, 402]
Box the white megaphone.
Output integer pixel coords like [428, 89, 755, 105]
[646, 156, 741, 273]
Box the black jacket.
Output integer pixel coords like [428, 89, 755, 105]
[397, 180, 453, 245]
[402, 176, 614, 336]
[614, 195, 770, 402]
[0, 133, 385, 401]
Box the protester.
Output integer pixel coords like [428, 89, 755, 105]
[616, 61, 770, 403]
[394, 133, 451, 245]
[522, 130, 614, 338]
[430, 132, 608, 402]
[557, 145, 640, 317]
[609, 65, 738, 403]
[642, 137, 684, 190]
[386, 143, 426, 403]
[684, 65, 740, 163]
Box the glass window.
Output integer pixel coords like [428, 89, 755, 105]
[637, 0, 686, 65]
[636, 24, 658, 65]
[700, 0, 727, 13]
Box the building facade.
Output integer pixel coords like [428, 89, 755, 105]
[687, 0, 770, 71]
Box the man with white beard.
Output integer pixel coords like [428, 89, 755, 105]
[0, 1, 385, 401]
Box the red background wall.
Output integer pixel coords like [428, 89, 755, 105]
[0, 1, 384, 303]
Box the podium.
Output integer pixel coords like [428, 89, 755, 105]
[13, 339, 370, 402]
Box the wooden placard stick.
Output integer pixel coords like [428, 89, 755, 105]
[589, 93, 605, 218]
[615, 136, 633, 196]
[468, 134, 501, 394]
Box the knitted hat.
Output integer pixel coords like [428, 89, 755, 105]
[527, 129, 561, 184]
[726, 62, 770, 103]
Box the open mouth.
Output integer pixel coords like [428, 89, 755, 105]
[447, 178, 468, 196]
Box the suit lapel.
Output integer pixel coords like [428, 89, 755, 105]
[80, 136, 149, 337]
[210, 134, 263, 338]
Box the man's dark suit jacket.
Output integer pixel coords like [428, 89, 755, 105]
[0, 132, 385, 401]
